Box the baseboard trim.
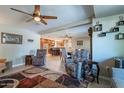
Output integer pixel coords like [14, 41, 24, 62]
[12, 63, 25, 68]
[99, 75, 111, 81]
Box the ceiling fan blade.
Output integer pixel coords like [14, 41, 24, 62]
[10, 8, 32, 16]
[41, 15, 57, 19]
[35, 23, 40, 25]
[40, 18, 47, 25]
[26, 18, 33, 22]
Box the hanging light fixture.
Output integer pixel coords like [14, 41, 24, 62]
[65, 35, 69, 40]
[69, 36, 72, 39]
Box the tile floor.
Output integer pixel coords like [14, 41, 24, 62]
[45, 55, 66, 74]
[0, 55, 66, 77]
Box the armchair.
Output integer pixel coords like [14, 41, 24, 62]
[65, 49, 90, 80]
[32, 49, 46, 66]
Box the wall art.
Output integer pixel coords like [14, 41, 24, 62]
[1, 32, 23, 44]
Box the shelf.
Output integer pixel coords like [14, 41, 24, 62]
[105, 30, 119, 33]
[98, 32, 106, 37]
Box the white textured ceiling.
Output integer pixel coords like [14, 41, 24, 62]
[41, 24, 91, 40]
[41, 5, 124, 40]
[1, 5, 124, 39]
[0, 5, 94, 33]
[94, 5, 124, 18]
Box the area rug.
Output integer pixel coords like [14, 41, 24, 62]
[21, 66, 63, 81]
[0, 73, 26, 81]
[0, 79, 19, 88]
[22, 67, 49, 74]
[0, 66, 88, 88]
[41, 71, 62, 81]
[56, 74, 88, 88]
[17, 75, 47, 88]
[34, 79, 66, 88]
[20, 66, 49, 78]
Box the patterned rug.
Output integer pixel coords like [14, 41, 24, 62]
[56, 74, 88, 88]
[20, 67, 63, 81]
[22, 67, 49, 74]
[0, 79, 19, 88]
[0, 73, 25, 80]
[17, 75, 47, 88]
[34, 79, 66, 88]
[0, 66, 87, 88]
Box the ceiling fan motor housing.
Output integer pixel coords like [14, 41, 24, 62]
[33, 12, 40, 17]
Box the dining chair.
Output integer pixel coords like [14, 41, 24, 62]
[60, 48, 71, 63]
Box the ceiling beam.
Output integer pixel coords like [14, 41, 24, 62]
[39, 18, 92, 35]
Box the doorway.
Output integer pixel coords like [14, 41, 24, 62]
[40, 38, 64, 55]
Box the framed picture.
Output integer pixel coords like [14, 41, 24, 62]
[77, 40, 83, 45]
[93, 24, 102, 32]
[116, 16, 124, 26]
[110, 27, 119, 32]
[93, 21, 102, 32]
[1, 32, 23, 44]
[115, 33, 124, 40]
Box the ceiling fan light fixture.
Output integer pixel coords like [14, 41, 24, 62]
[10, 5, 57, 25]
[65, 35, 68, 39]
[34, 16, 41, 22]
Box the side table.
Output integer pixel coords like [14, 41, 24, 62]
[25, 55, 33, 65]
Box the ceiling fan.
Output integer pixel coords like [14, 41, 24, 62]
[10, 5, 57, 25]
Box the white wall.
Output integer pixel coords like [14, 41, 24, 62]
[0, 25, 40, 67]
[71, 37, 90, 51]
[93, 13, 124, 62]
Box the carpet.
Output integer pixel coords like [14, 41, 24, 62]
[0, 79, 19, 88]
[34, 79, 65, 88]
[42, 71, 62, 81]
[22, 67, 49, 74]
[17, 75, 47, 88]
[0, 66, 88, 88]
[0, 73, 26, 81]
[20, 67, 49, 78]
[56, 74, 88, 88]
[22, 67, 63, 81]
[0, 67, 65, 88]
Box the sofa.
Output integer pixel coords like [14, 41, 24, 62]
[0, 59, 6, 73]
[111, 68, 124, 88]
